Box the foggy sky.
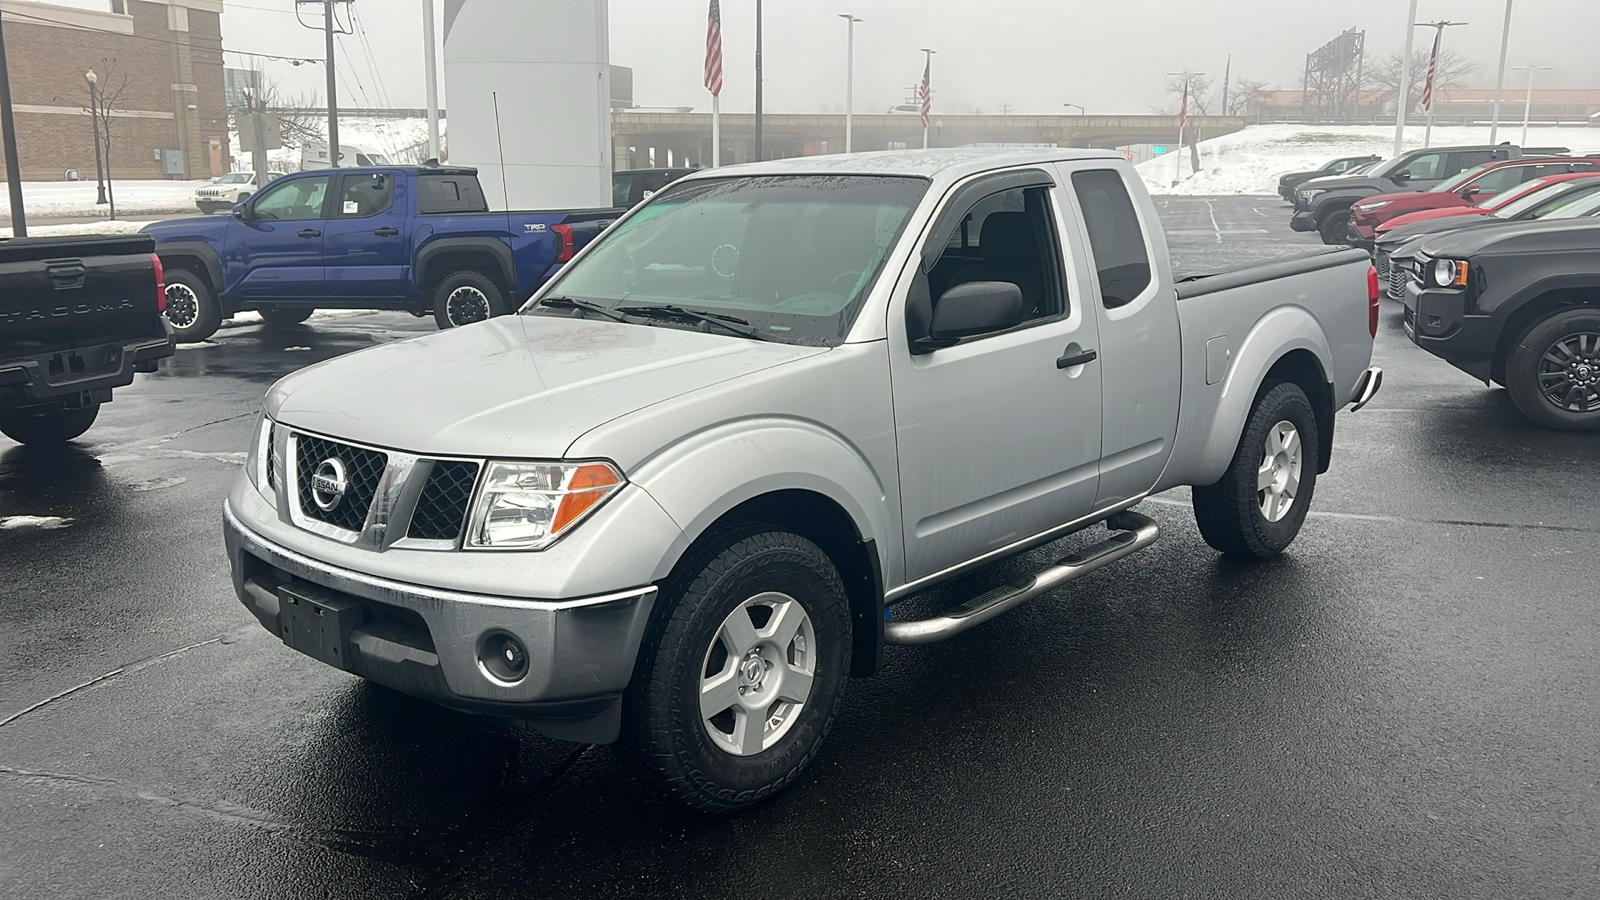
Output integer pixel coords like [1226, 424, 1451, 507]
[94, 0, 1600, 115]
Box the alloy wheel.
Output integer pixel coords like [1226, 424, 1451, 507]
[1537, 331, 1600, 413]
[165, 283, 200, 329]
[698, 591, 817, 757]
[1257, 419, 1302, 523]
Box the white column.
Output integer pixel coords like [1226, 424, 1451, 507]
[423, 0, 441, 160]
[1489, 0, 1514, 145]
[1393, 0, 1420, 155]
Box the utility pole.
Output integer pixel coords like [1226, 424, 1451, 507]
[324, 0, 339, 166]
[0, 7, 27, 236]
[423, 0, 440, 160]
[839, 14, 859, 154]
[1393, 0, 1420, 155]
[1489, 0, 1514, 144]
[753, 0, 763, 161]
[1514, 65, 1552, 147]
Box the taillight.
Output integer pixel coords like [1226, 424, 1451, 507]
[1367, 264, 1380, 338]
[552, 223, 575, 263]
[152, 253, 166, 313]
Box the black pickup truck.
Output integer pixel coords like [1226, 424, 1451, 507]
[1400, 217, 1600, 430]
[0, 234, 174, 444]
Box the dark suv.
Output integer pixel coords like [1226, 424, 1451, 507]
[1277, 155, 1382, 201]
[1292, 145, 1522, 244]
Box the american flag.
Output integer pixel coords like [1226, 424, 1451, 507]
[1179, 81, 1189, 131]
[1420, 29, 1442, 113]
[704, 0, 723, 97]
[919, 57, 931, 127]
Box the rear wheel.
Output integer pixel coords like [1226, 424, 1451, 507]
[1193, 382, 1321, 559]
[0, 404, 100, 445]
[1319, 208, 1352, 245]
[1505, 309, 1600, 431]
[258, 306, 314, 327]
[432, 270, 508, 329]
[627, 528, 851, 813]
[163, 268, 222, 343]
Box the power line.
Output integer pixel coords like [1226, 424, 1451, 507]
[0, 7, 321, 65]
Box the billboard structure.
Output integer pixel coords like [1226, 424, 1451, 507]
[1300, 29, 1366, 123]
[442, 0, 613, 210]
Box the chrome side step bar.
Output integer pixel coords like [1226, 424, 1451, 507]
[883, 511, 1161, 646]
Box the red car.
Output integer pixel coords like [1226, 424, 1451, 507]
[1347, 156, 1600, 246]
[1376, 171, 1600, 235]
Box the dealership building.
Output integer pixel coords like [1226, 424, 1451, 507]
[0, 0, 228, 181]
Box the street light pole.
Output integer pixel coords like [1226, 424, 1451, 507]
[1062, 103, 1084, 115]
[1488, 0, 1514, 144]
[1393, 0, 1419, 155]
[86, 70, 107, 205]
[1514, 65, 1553, 147]
[839, 14, 860, 153]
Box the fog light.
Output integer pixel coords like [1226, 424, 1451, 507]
[477, 631, 529, 685]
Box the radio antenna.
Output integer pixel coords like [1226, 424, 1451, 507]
[491, 91, 510, 208]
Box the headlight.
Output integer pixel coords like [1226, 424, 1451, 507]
[465, 460, 624, 550]
[245, 413, 276, 503]
[1356, 201, 1389, 213]
[1301, 189, 1326, 204]
[1431, 258, 1469, 288]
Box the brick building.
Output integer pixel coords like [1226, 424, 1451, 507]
[0, 0, 227, 181]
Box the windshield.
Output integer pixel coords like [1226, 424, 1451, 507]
[1431, 165, 1491, 193]
[1489, 180, 1599, 218]
[217, 173, 253, 184]
[1542, 190, 1600, 220]
[1344, 161, 1379, 176]
[1484, 179, 1560, 213]
[532, 174, 929, 346]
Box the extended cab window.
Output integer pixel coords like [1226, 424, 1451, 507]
[251, 176, 329, 221]
[1071, 169, 1153, 309]
[927, 185, 1067, 322]
[337, 173, 394, 217]
[417, 175, 489, 214]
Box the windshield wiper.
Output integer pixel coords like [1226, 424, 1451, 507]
[616, 304, 779, 342]
[535, 295, 631, 323]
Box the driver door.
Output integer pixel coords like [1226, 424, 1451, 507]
[888, 170, 1104, 584]
[224, 174, 330, 299]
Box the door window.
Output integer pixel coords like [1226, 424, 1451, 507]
[1071, 169, 1153, 309]
[611, 172, 636, 206]
[1401, 153, 1447, 180]
[1468, 165, 1530, 193]
[251, 176, 330, 221]
[337, 173, 395, 217]
[1451, 150, 1500, 175]
[925, 185, 1067, 324]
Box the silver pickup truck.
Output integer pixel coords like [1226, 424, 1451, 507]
[223, 149, 1382, 811]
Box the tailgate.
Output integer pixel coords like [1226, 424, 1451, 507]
[0, 234, 163, 352]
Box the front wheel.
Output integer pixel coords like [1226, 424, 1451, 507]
[432, 270, 508, 329]
[0, 404, 100, 445]
[627, 528, 851, 813]
[1192, 382, 1321, 559]
[258, 306, 314, 327]
[163, 269, 222, 343]
[1505, 309, 1600, 431]
[1319, 208, 1352, 245]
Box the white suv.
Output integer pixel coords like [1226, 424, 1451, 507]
[194, 171, 283, 214]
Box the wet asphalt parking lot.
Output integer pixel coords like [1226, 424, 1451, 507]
[2, 196, 1597, 899]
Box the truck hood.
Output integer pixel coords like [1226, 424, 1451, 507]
[141, 215, 229, 244]
[266, 315, 828, 459]
[1300, 174, 1389, 194]
[1377, 206, 1489, 237]
[1412, 216, 1600, 260]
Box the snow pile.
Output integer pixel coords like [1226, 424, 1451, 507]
[0, 219, 151, 238]
[1137, 123, 1600, 196]
[0, 180, 209, 219]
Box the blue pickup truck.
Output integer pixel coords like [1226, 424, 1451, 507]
[142, 165, 620, 341]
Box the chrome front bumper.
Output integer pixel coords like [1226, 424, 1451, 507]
[223, 501, 657, 743]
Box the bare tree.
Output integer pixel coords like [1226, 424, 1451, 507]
[1371, 49, 1475, 117]
[231, 61, 325, 159]
[1160, 69, 1215, 116]
[1228, 77, 1272, 116]
[57, 57, 129, 218]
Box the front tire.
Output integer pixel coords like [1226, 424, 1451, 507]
[1192, 382, 1321, 559]
[163, 268, 222, 343]
[432, 270, 508, 329]
[258, 306, 314, 327]
[1319, 208, 1352, 245]
[1505, 309, 1600, 431]
[0, 404, 100, 445]
[627, 528, 851, 813]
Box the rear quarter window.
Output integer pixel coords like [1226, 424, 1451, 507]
[417, 175, 489, 214]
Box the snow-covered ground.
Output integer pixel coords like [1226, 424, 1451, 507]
[0, 180, 209, 220]
[0, 219, 151, 239]
[1137, 123, 1600, 196]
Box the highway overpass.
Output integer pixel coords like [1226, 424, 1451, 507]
[611, 112, 1248, 168]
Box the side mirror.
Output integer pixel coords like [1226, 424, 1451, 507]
[916, 281, 1025, 351]
[231, 204, 248, 221]
[1392, 170, 1411, 183]
[1461, 184, 1481, 199]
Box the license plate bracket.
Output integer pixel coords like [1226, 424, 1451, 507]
[277, 583, 361, 670]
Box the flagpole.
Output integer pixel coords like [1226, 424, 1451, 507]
[919, 47, 933, 150]
[754, 0, 763, 161]
[1418, 22, 1463, 150]
[712, 94, 720, 167]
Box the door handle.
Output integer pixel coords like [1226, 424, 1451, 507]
[1056, 348, 1098, 369]
[373, 227, 399, 237]
[297, 229, 321, 238]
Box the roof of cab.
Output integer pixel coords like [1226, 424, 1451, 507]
[679, 147, 1123, 183]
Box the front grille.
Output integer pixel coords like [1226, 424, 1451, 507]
[265, 427, 277, 490]
[1388, 260, 1409, 301]
[294, 434, 387, 533]
[406, 460, 481, 541]
[1375, 248, 1390, 280]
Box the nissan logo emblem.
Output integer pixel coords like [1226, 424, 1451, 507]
[310, 457, 348, 512]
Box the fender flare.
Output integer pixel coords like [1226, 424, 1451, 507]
[415, 237, 517, 296]
[154, 241, 224, 295]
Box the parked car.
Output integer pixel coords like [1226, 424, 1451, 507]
[143, 165, 620, 340]
[612, 167, 696, 207]
[194, 171, 286, 214]
[1292, 145, 1522, 244]
[1347, 157, 1600, 248]
[221, 149, 1382, 811]
[1400, 217, 1600, 430]
[1277, 155, 1382, 201]
[0, 234, 174, 444]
